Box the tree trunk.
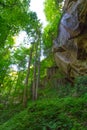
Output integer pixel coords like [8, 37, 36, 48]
[35, 41, 41, 100]
[32, 28, 42, 101]
[23, 49, 32, 107]
[32, 43, 38, 100]
[35, 58, 40, 100]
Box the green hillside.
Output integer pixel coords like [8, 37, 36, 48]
[0, 95, 87, 130]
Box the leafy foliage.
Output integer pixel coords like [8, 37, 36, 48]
[0, 0, 87, 130]
[0, 0, 41, 105]
[0, 96, 87, 130]
[0, 0, 38, 47]
[74, 76, 87, 96]
[43, 0, 62, 52]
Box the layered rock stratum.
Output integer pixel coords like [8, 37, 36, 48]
[53, 0, 87, 77]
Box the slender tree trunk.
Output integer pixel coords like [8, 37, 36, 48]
[23, 49, 32, 107]
[32, 28, 42, 101]
[13, 71, 20, 103]
[35, 41, 41, 100]
[32, 44, 38, 100]
[32, 63, 37, 100]
[35, 58, 40, 100]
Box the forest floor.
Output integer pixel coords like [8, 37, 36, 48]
[0, 72, 87, 130]
[0, 82, 87, 130]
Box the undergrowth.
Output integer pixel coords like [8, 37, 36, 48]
[0, 76, 87, 130]
[0, 95, 87, 130]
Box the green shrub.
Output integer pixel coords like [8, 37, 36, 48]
[0, 97, 87, 130]
[75, 76, 87, 96]
[0, 103, 4, 110]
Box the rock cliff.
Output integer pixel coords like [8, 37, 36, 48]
[53, 0, 87, 77]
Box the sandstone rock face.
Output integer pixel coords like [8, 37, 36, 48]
[53, 0, 87, 77]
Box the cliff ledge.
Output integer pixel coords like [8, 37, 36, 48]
[53, 0, 87, 77]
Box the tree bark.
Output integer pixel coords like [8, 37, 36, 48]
[32, 28, 42, 101]
[35, 41, 41, 100]
[23, 49, 32, 107]
[32, 43, 38, 100]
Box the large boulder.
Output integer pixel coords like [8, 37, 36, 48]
[53, 0, 87, 77]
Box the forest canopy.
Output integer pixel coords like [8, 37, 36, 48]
[0, 0, 63, 106]
[0, 0, 42, 106]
